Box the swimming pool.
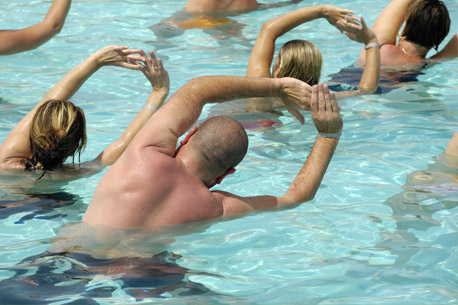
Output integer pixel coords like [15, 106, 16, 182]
[0, 0, 457, 303]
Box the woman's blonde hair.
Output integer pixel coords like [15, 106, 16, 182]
[276, 40, 322, 86]
[24, 100, 87, 171]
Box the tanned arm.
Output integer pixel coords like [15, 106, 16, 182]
[0, 0, 72, 55]
[219, 83, 342, 216]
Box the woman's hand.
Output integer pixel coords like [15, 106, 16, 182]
[322, 5, 355, 31]
[136, 50, 170, 94]
[338, 16, 377, 44]
[93, 45, 144, 70]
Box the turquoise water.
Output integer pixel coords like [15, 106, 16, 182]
[1, 0, 457, 304]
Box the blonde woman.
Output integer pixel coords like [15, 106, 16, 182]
[245, 5, 380, 119]
[0, 45, 169, 178]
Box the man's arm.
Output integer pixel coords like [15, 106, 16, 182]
[0, 0, 72, 55]
[246, 5, 355, 78]
[219, 83, 343, 216]
[0, 45, 143, 169]
[129, 76, 312, 157]
[94, 51, 170, 166]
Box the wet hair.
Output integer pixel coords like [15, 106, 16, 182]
[276, 40, 322, 86]
[190, 116, 248, 176]
[402, 0, 450, 51]
[23, 100, 87, 172]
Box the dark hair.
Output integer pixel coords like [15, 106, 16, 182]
[403, 0, 450, 50]
[190, 116, 248, 176]
[23, 100, 87, 173]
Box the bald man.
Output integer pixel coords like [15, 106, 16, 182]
[83, 76, 342, 228]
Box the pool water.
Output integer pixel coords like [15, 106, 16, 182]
[1, 0, 457, 304]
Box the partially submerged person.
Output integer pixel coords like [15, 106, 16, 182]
[219, 4, 380, 127]
[183, 0, 302, 13]
[378, 131, 458, 264]
[358, 0, 457, 68]
[82, 76, 342, 230]
[0, 0, 72, 55]
[150, 0, 303, 40]
[0, 45, 169, 183]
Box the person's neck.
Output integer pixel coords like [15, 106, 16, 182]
[398, 38, 428, 59]
[176, 148, 213, 187]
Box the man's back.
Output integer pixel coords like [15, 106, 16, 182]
[83, 145, 223, 228]
[184, 0, 258, 13]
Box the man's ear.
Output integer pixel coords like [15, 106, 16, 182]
[181, 126, 198, 145]
[215, 168, 236, 185]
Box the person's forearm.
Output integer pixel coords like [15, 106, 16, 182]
[263, 5, 323, 38]
[282, 136, 339, 204]
[359, 39, 380, 93]
[182, 76, 282, 106]
[43, 52, 102, 102]
[165, 76, 284, 136]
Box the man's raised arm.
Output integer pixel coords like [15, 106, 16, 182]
[219, 83, 342, 216]
[129, 76, 312, 156]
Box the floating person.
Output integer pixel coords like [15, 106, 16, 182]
[0, 45, 169, 182]
[0, 0, 72, 55]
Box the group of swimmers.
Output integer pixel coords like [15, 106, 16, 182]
[0, 0, 457, 246]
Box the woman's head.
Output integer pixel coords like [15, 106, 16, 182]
[273, 40, 322, 86]
[402, 0, 450, 51]
[25, 100, 87, 171]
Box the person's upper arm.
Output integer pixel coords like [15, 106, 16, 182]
[370, 0, 413, 46]
[128, 87, 205, 156]
[430, 33, 458, 61]
[246, 22, 277, 77]
[0, 95, 52, 168]
[358, 0, 413, 61]
[214, 190, 292, 217]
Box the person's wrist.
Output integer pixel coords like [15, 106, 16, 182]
[273, 78, 285, 98]
[320, 5, 332, 19]
[318, 131, 341, 138]
[364, 37, 379, 48]
[90, 51, 105, 67]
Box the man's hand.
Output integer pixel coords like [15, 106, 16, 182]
[278, 77, 313, 124]
[337, 15, 377, 45]
[311, 83, 343, 134]
[137, 50, 170, 94]
[94, 45, 144, 70]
